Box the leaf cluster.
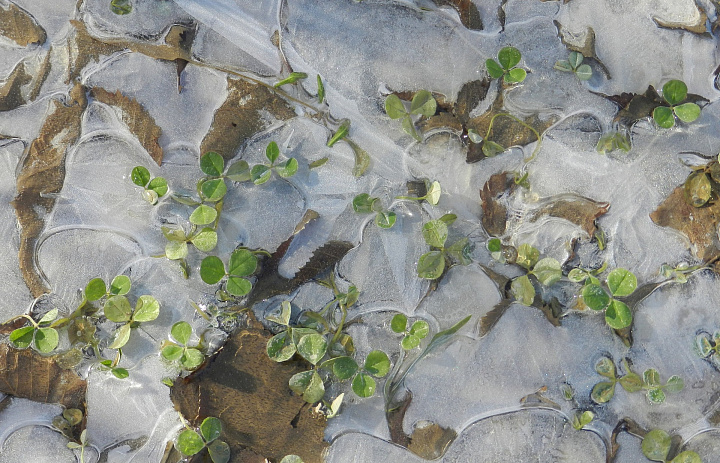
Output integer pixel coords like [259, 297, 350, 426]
[591, 357, 683, 405]
[9, 308, 60, 353]
[486, 46, 527, 85]
[200, 248, 259, 297]
[249, 141, 298, 184]
[161, 321, 205, 370]
[577, 267, 637, 329]
[596, 131, 631, 155]
[417, 214, 472, 280]
[352, 193, 396, 229]
[571, 410, 594, 430]
[641, 429, 702, 463]
[131, 166, 167, 205]
[390, 314, 430, 350]
[384, 90, 437, 141]
[653, 80, 701, 129]
[554, 52, 592, 81]
[175, 417, 230, 463]
[695, 330, 720, 368]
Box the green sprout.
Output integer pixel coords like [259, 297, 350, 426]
[67, 429, 89, 463]
[396, 180, 442, 206]
[641, 429, 702, 463]
[250, 141, 299, 184]
[327, 119, 350, 147]
[571, 410, 594, 430]
[660, 262, 701, 283]
[317, 75, 325, 103]
[596, 130, 631, 154]
[9, 308, 60, 353]
[98, 351, 129, 379]
[200, 248, 259, 297]
[509, 243, 563, 306]
[175, 417, 230, 463]
[105, 294, 160, 349]
[390, 314, 430, 350]
[554, 52, 592, 81]
[653, 80, 701, 129]
[580, 268, 637, 329]
[384, 90, 437, 141]
[417, 214, 472, 280]
[161, 225, 217, 268]
[130, 166, 167, 205]
[591, 357, 683, 405]
[110, 0, 131, 15]
[352, 193, 396, 229]
[274, 72, 308, 88]
[695, 330, 720, 368]
[486, 46, 527, 84]
[161, 321, 205, 371]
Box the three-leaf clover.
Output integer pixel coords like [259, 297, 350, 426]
[390, 314, 430, 350]
[162, 225, 218, 261]
[162, 321, 205, 370]
[9, 308, 60, 353]
[417, 214, 472, 280]
[581, 268, 637, 329]
[130, 166, 167, 205]
[250, 141, 299, 185]
[105, 294, 160, 349]
[67, 429, 89, 462]
[653, 80, 701, 128]
[384, 90, 437, 141]
[352, 193, 396, 229]
[321, 350, 391, 398]
[486, 46, 527, 84]
[554, 51, 592, 81]
[591, 357, 683, 404]
[200, 248, 258, 297]
[641, 429, 702, 463]
[505, 244, 562, 306]
[175, 417, 230, 463]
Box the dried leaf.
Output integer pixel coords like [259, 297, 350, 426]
[653, 5, 709, 36]
[453, 79, 491, 124]
[90, 87, 163, 166]
[12, 83, 87, 297]
[0, 51, 51, 111]
[67, 20, 124, 84]
[170, 319, 327, 462]
[201, 77, 296, 162]
[480, 172, 516, 237]
[477, 298, 512, 337]
[0, 2, 46, 47]
[407, 421, 457, 459]
[432, 0, 483, 30]
[528, 195, 610, 237]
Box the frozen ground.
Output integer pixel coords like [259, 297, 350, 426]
[0, 0, 719, 461]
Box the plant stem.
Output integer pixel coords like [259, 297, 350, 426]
[330, 303, 347, 346]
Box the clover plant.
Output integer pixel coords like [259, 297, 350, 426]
[384, 90, 437, 141]
[417, 214, 472, 280]
[9, 308, 60, 353]
[486, 46, 527, 84]
[162, 224, 218, 269]
[105, 294, 160, 349]
[591, 357, 683, 404]
[110, 0, 131, 15]
[130, 166, 167, 205]
[641, 429, 702, 462]
[554, 52, 592, 81]
[67, 429, 89, 463]
[274, 72, 308, 88]
[320, 350, 390, 398]
[176, 417, 230, 463]
[390, 314, 430, 350]
[678, 155, 720, 208]
[695, 330, 720, 368]
[200, 248, 259, 297]
[571, 410, 594, 430]
[580, 267, 637, 329]
[653, 80, 701, 128]
[659, 262, 701, 283]
[596, 131, 631, 154]
[396, 180, 442, 206]
[250, 141, 299, 184]
[161, 321, 205, 370]
[352, 193, 396, 229]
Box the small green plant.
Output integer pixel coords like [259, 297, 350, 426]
[579, 267, 637, 329]
[659, 262, 701, 283]
[320, 350, 390, 398]
[161, 321, 205, 370]
[641, 429, 702, 462]
[395, 180, 442, 206]
[9, 308, 60, 353]
[175, 417, 230, 463]
[317, 75, 325, 104]
[98, 351, 129, 379]
[486, 46, 527, 84]
[352, 193, 396, 229]
[250, 141, 299, 184]
[591, 357, 683, 404]
[161, 225, 218, 268]
[53, 408, 84, 439]
[200, 248, 259, 297]
[390, 314, 429, 350]
[571, 410, 594, 430]
[274, 72, 308, 88]
[105, 294, 160, 349]
[554, 52, 592, 81]
[384, 90, 437, 141]
[417, 214, 472, 280]
[327, 119, 350, 147]
[110, 0, 131, 15]
[695, 330, 720, 368]
[652, 80, 701, 129]
[130, 166, 167, 205]
[67, 429, 89, 463]
[596, 131, 631, 154]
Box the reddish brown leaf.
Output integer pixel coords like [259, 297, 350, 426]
[480, 172, 516, 237]
[528, 195, 610, 237]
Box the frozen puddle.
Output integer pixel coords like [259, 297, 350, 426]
[0, 0, 719, 462]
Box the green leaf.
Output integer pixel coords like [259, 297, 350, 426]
[110, 0, 132, 15]
[665, 375, 684, 393]
[571, 410, 594, 430]
[309, 157, 328, 169]
[110, 275, 131, 295]
[226, 160, 251, 182]
[226, 276, 252, 296]
[171, 321, 192, 345]
[181, 348, 204, 370]
[267, 331, 296, 362]
[63, 409, 83, 426]
[112, 367, 129, 379]
[486, 59, 504, 79]
[176, 429, 205, 456]
[447, 237, 472, 265]
[162, 345, 184, 361]
[662, 79, 688, 106]
[695, 335, 713, 358]
[390, 314, 407, 333]
[505, 68, 527, 84]
[35, 328, 58, 353]
[618, 372, 643, 392]
[200, 152, 224, 177]
[134, 295, 159, 322]
[289, 370, 324, 403]
[553, 60, 573, 73]
[607, 268, 637, 297]
[296, 333, 327, 365]
[171, 193, 201, 206]
[327, 120, 350, 147]
[643, 368, 661, 387]
[487, 238, 502, 253]
[326, 393, 344, 418]
[38, 308, 58, 325]
[165, 240, 188, 260]
[191, 228, 218, 252]
[200, 417, 223, 443]
[131, 166, 150, 187]
[532, 257, 562, 286]
[267, 301, 292, 326]
[422, 220, 448, 248]
[401, 335, 421, 350]
[410, 90, 436, 117]
[595, 357, 616, 378]
[567, 268, 588, 283]
[274, 72, 308, 88]
[511, 275, 535, 306]
[207, 440, 230, 463]
[385, 94, 407, 119]
[10, 326, 35, 349]
[671, 451, 702, 463]
[109, 323, 131, 349]
[439, 213, 457, 226]
[200, 178, 227, 202]
[352, 372, 376, 398]
[409, 320, 429, 339]
[364, 350, 390, 377]
[401, 114, 421, 141]
[330, 356, 358, 380]
[228, 249, 257, 276]
[575, 64, 592, 81]
[351, 143, 371, 177]
[352, 193, 378, 213]
[275, 158, 298, 178]
[498, 46, 521, 70]
[674, 102, 701, 123]
[265, 141, 280, 164]
[685, 171, 712, 207]
[591, 381, 616, 403]
[251, 164, 272, 184]
[190, 205, 218, 225]
[516, 244, 539, 270]
[375, 211, 396, 229]
[582, 284, 610, 311]
[605, 299, 632, 329]
[568, 51, 584, 69]
[85, 278, 107, 301]
[424, 181, 442, 205]
[482, 140, 505, 157]
[147, 177, 168, 197]
[417, 250, 445, 280]
[653, 106, 675, 128]
[200, 256, 226, 284]
[104, 295, 132, 322]
[317, 75, 325, 103]
[642, 429, 671, 461]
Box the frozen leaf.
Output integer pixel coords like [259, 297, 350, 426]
[391, 314, 407, 333]
[532, 258, 562, 286]
[176, 430, 204, 456]
[417, 250, 445, 280]
[267, 331, 296, 362]
[607, 268, 637, 297]
[0, 3, 46, 46]
[511, 275, 535, 306]
[591, 381, 615, 403]
[410, 90, 436, 117]
[207, 440, 230, 463]
[162, 345, 184, 361]
[165, 240, 188, 260]
[422, 220, 448, 248]
[226, 160, 251, 182]
[486, 59, 504, 79]
[582, 284, 610, 311]
[85, 278, 107, 301]
[327, 120, 350, 147]
[364, 350, 390, 377]
[329, 357, 358, 380]
[352, 372, 376, 398]
[190, 205, 218, 225]
[642, 429, 671, 461]
[200, 152, 225, 176]
[498, 47, 521, 69]
[605, 300, 632, 329]
[385, 94, 407, 119]
[506, 68, 527, 83]
[674, 102, 701, 123]
[251, 165, 271, 184]
[226, 276, 252, 296]
[516, 243, 539, 270]
[35, 328, 58, 353]
[134, 295, 160, 322]
[662, 80, 687, 106]
[595, 357, 616, 378]
[618, 372, 643, 392]
[228, 249, 257, 277]
[200, 256, 226, 285]
[105, 296, 132, 323]
[265, 142, 280, 164]
[200, 417, 223, 443]
[665, 375, 684, 393]
[671, 451, 702, 463]
[109, 324, 131, 349]
[110, 275, 131, 296]
[191, 228, 218, 252]
[575, 64, 592, 80]
[296, 333, 327, 365]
